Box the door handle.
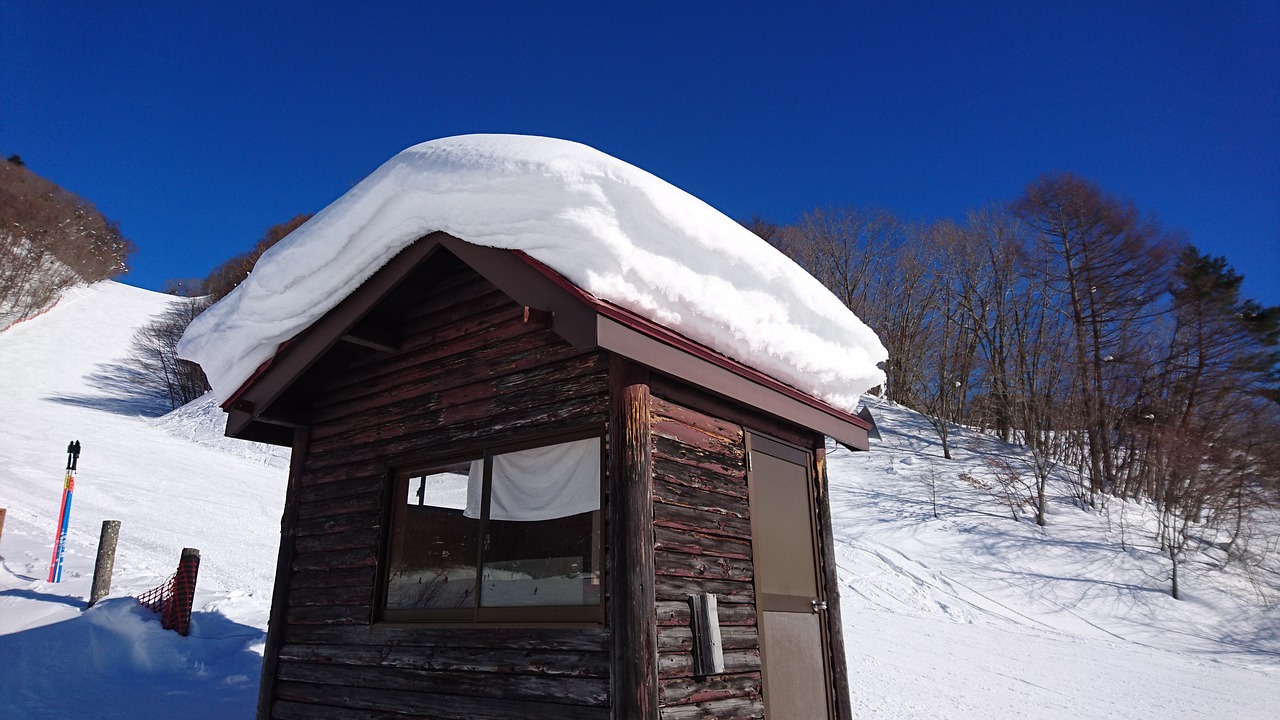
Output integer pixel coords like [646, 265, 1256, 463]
[811, 599, 827, 613]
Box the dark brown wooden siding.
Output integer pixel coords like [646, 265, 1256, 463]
[649, 393, 765, 720]
[265, 260, 612, 719]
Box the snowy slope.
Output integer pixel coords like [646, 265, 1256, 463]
[2, 282, 1278, 718]
[829, 399, 1280, 718]
[0, 282, 288, 717]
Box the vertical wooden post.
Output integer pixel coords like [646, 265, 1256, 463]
[609, 358, 658, 719]
[88, 520, 121, 607]
[257, 427, 311, 720]
[815, 445, 854, 720]
[0, 508, 6, 546]
[164, 548, 201, 636]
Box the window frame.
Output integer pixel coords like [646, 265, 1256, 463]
[376, 427, 606, 626]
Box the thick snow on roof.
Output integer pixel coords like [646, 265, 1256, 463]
[178, 134, 887, 412]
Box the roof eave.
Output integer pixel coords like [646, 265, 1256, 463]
[220, 233, 871, 450]
[506, 250, 871, 448]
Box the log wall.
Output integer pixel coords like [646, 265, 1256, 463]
[264, 262, 612, 719]
[650, 393, 764, 720]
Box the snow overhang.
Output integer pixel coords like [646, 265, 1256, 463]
[222, 233, 871, 449]
[180, 136, 888, 418]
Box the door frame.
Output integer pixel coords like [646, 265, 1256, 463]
[746, 430, 836, 719]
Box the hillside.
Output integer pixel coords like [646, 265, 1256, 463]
[1, 281, 1277, 718]
[0, 282, 287, 717]
[829, 400, 1280, 717]
[0, 158, 134, 330]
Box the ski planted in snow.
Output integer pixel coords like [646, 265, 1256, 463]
[47, 440, 80, 583]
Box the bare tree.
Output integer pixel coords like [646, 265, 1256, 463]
[1136, 248, 1280, 596]
[923, 464, 941, 519]
[951, 208, 1026, 443]
[1006, 247, 1077, 526]
[125, 214, 313, 409]
[909, 221, 977, 459]
[1014, 173, 1176, 503]
[742, 215, 782, 247]
[128, 297, 213, 409]
[871, 222, 939, 408]
[770, 207, 922, 402]
[781, 206, 903, 317]
[756, 179, 1278, 557]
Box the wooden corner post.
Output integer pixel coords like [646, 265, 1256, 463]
[256, 426, 311, 720]
[609, 358, 658, 719]
[815, 445, 854, 720]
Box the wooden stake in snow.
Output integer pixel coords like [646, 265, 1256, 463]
[164, 548, 201, 636]
[88, 520, 120, 607]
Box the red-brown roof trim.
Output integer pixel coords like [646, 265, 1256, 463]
[508, 249, 872, 434]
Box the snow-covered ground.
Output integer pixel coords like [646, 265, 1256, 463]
[830, 400, 1280, 718]
[0, 282, 288, 718]
[1, 281, 1277, 718]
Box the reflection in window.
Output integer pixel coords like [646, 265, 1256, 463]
[386, 462, 479, 612]
[382, 436, 602, 621]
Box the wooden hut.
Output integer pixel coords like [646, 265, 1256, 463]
[189, 138, 883, 720]
[222, 231, 873, 719]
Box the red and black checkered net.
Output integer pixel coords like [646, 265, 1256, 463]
[136, 572, 176, 614]
[135, 554, 198, 635]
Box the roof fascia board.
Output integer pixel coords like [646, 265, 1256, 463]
[502, 251, 872, 435]
[225, 233, 451, 437]
[596, 315, 870, 449]
[441, 237, 598, 349]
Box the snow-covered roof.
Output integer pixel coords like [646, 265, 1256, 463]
[178, 134, 887, 412]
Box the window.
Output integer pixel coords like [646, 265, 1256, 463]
[381, 433, 603, 623]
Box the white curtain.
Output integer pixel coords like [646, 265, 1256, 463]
[464, 437, 601, 521]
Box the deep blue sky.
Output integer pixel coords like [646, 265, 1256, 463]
[3, 2, 1277, 305]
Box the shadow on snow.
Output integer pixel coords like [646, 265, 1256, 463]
[0, 597, 262, 719]
[44, 360, 173, 418]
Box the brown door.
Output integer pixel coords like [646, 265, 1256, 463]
[747, 433, 833, 720]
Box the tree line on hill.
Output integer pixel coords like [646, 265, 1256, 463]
[0, 151, 310, 379]
[126, 213, 311, 409]
[751, 172, 1279, 596]
[0, 155, 135, 328]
